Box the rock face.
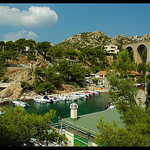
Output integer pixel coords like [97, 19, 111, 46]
[0, 56, 49, 100]
[0, 86, 23, 100]
[3, 56, 49, 85]
[58, 31, 150, 49]
[5, 67, 33, 84]
[59, 31, 111, 48]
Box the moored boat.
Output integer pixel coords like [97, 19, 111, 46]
[52, 97, 60, 103]
[74, 92, 87, 99]
[34, 95, 52, 103]
[12, 100, 29, 107]
[56, 95, 69, 101]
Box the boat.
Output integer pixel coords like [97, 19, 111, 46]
[12, 100, 29, 107]
[105, 102, 115, 111]
[87, 91, 100, 95]
[34, 97, 43, 103]
[34, 95, 52, 103]
[52, 97, 60, 103]
[43, 95, 53, 103]
[86, 91, 94, 96]
[68, 94, 79, 101]
[56, 95, 69, 101]
[73, 92, 87, 99]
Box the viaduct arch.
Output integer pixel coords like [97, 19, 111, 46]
[123, 41, 150, 64]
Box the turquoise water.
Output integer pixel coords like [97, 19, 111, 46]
[3, 93, 111, 122]
[26, 93, 111, 122]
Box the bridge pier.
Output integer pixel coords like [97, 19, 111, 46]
[123, 41, 150, 64]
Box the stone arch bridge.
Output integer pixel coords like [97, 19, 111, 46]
[122, 40, 150, 64]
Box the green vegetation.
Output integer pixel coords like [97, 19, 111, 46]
[0, 106, 67, 147]
[1, 32, 150, 147]
[21, 81, 33, 92]
[107, 50, 137, 107]
[95, 49, 150, 146]
[34, 66, 62, 94]
[2, 76, 9, 83]
[33, 59, 88, 94]
[78, 46, 108, 73]
[137, 63, 146, 75]
[146, 62, 150, 96]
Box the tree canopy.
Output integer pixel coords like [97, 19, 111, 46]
[0, 106, 67, 147]
[95, 49, 150, 147]
[34, 66, 63, 94]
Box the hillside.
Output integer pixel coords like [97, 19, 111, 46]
[58, 31, 150, 49]
[1, 30, 150, 100]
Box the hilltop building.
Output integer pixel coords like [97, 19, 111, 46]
[104, 44, 119, 64]
[104, 44, 119, 54]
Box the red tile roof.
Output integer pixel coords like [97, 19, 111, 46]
[96, 71, 107, 75]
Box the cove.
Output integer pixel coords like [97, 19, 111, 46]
[25, 93, 111, 122]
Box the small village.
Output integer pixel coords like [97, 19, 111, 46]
[0, 40, 149, 146]
[0, 4, 150, 147]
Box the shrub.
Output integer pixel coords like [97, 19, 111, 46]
[21, 81, 32, 91]
[2, 76, 9, 83]
[35, 81, 56, 94]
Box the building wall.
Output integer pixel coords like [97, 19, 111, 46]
[65, 130, 74, 146]
[63, 127, 98, 147]
[106, 56, 114, 64]
[104, 45, 119, 54]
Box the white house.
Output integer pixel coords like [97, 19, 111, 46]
[104, 44, 119, 54]
[96, 71, 106, 79]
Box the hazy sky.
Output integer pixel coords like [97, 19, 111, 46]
[0, 3, 150, 44]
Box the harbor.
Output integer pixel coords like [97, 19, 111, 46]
[1, 88, 111, 121]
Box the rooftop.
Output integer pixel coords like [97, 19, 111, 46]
[96, 70, 107, 75]
[60, 109, 125, 136]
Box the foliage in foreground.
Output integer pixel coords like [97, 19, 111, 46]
[95, 106, 150, 146]
[0, 106, 67, 147]
[95, 49, 150, 146]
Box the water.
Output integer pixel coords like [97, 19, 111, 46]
[2, 93, 111, 122]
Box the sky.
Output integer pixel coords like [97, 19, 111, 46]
[0, 3, 150, 44]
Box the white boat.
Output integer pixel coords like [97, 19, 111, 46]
[88, 91, 99, 95]
[34, 97, 43, 103]
[52, 97, 60, 103]
[34, 95, 52, 103]
[43, 95, 53, 103]
[74, 92, 87, 99]
[12, 100, 29, 107]
[51, 96, 60, 103]
[85, 93, 91, 98]
[106, 102, 115, 111]
[68, 94, 79, 101]
[56, 95, 68, 101]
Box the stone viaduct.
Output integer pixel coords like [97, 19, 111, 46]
[122, 40, 150, 64]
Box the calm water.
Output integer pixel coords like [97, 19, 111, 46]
[3, 93, 111, 122]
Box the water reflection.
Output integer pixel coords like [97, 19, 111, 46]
[26, 93, 111, 120]
[2, 93, 111, 122]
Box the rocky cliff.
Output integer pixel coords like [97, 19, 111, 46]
[58, 31, 150, 49]
[0, 55, 50, 101]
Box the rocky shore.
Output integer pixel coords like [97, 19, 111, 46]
[0, 85, 109, 105]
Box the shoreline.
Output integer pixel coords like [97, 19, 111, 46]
[0, 86, 110, 105]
